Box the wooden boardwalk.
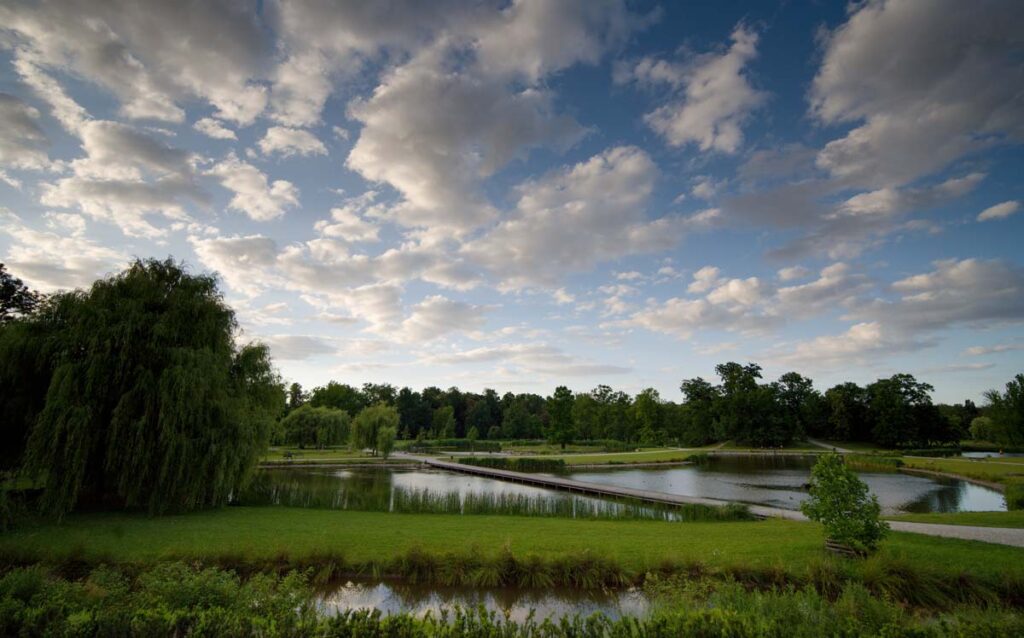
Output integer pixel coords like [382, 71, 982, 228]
[420, 457, 804, 520]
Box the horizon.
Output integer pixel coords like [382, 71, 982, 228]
[1, 0, 1022, 404]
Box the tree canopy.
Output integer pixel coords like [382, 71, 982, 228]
[14, 259, 284, 517]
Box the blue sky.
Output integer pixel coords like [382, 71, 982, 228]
[1, 0, 1022, 403]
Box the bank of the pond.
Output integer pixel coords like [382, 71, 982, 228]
[3, 507, 1023, 583]
[890, 511, 1024, 528]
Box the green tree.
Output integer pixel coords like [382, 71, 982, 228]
[866, 374, 947, 447]
[985, 374, 1024, 445]
[309, 382, 366, 415]
[801, 454, 889, 553]
[20, 259, 284, 517]
[824, 383, 869, 441]
[545, 386, 575, 449]
[432, 405, 456, 438]
[351, 404, 399, 456]
[281, 404, 350, 448]
[287, 382, 306, 412]
[679, 377, 719, 445]
[0, 263, 41, 324]
[377, 425, 397, 459]
[633, 388, 664, 445]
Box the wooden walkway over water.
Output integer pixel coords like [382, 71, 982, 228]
[420, 457, 804, 520]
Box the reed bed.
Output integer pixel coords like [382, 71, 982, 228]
[843, 454, 904, 473]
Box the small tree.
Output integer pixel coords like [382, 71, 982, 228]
[377, 425, 397, 459]
[801, 454, 889, 553]
[351, 404, 399, 456]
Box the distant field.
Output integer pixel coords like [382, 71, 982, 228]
[3, 507, 1022, 580]
[890, 511, 1024, 528]
[523, 448, 704, 465]
[261, 447, 389, 463]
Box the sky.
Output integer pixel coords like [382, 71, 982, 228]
[0, 0, 1022, 403]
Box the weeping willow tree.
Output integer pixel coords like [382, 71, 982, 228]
[19, 259, 284, 517]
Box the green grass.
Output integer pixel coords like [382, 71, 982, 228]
[719, 441, 822, 451]
[261, 447, 391, 464]
[901, 457, 1024, 484]
[819, 440, 889, 453]
[3, 507, 1022, 581]
[526, 448, 705, 465]
[889, 511, 1024, 528]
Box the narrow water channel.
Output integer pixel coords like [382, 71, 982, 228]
[318, 580, 649, 622]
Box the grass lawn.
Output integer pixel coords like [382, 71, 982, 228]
[901, 456, 1024, 484]
[526, 448, 704, 465]
[719, 441, 822, 452]
[2, 507, 1021, 581]
[890, 510, 1024, 528]
[261, 447, 389, 463]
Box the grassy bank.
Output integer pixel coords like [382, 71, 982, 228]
[890, 511, 1024, 528]
[530, 448, 702, 466]
[3, 507, 1022, 582]
[261, 447, 391, 464]
[900, 456, 1024, 484]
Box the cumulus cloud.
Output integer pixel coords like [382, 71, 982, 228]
[258, 335, 334, 360]
[965, 343, 1024, 357]
[347, 44, 584, 236]
[0, 93, 49, 170]
[391, 295, 488, 343]
[463, 146, 692, 289]
[193, 118, 237, 140]
[424, 342, 631, 377]
[189, 234, 280, 296]
[207, 154, 299, 221]
[313, 192, 381, 244]
[0, 0, 271, 125]
[978, 201, 1020, 222]
[622, 25, 765, 152]
[768, 322, 932, 370]
[0, 210, 126, 291]
[810, 0, 1024, 187]
[258, 126, 327, 158]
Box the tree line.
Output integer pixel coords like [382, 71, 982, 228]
[284, 363, 1022, 450]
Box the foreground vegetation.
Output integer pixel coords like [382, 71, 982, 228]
[6, 565, 1024, 638]
[4, 561, 1024, 637]
[890, 511, 1024, 528]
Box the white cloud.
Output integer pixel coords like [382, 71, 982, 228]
[965, 343, 1024, 357]
[0, 210, 126, 291]
[810, 0, 1024, 187]
[769, 322, 930, 370]
[391, 295, 488, 343]
[346, 44, 584, 236]
[258, 335, 334, 360]
[687, 266, 722, 294]
[625, 25, 765, 152]
[777, 266, 810, 282]
[189, 234, 279, 296]
[1, 0, 272, 125]
[207, 154, 299, 221]
[978, 201, 1020, 222]
[313, 193, 381, 244]
[193, 118, 237, 140]
[258, 126, 327, 158]
[425, 341, 630, 377]
[464, 146, 690, 289]
[0, 93, 49, 169]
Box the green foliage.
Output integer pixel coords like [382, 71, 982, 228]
[545, 386, 575, 449]
[377, 425, 397, 459]
[16, 259, 284, 517]
[843, 455, 904, 472]
[3, 563, 1024, 637]
[351, 404, 399, 456]
[308, 381, 367, 415]
[281, 404, 350, 448]
[0, 263, 41, 324]
[801, 454, 889, 553]
[1005, 480, 1024, 511]
[984, 374, 1024, 446]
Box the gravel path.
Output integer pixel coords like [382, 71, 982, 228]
[887, 521, 1024, 547]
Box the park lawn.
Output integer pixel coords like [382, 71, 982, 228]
[890, 510, 1024, 528]
[261, 447, 386, 463]
[2, 507, 1022, 581]
[530, 448, 704, 465]
[719, 441, 822, 452]
[901, 456, 1024, 484]
[820, 440, 889, 453]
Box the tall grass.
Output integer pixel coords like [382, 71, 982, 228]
[844, 455, 904, 472]
[1005, 480, 1024, 511]
[459, 457, 566, 473]
[391, 487, 753, 522]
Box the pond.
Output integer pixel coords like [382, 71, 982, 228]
[565, 454, 1006, 514]
[318, 579, 648, 622]
[241, 456, 1005, 516]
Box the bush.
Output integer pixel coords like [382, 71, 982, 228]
[801, 454, 889, 553]
[1005, 480, 1024, 511]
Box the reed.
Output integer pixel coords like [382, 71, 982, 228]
[843, 454, 904, 472]
[459, 456, 566, 473]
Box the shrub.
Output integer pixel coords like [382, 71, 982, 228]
[459, 457, 566, 473]
[801, 454, 889, 553]
[1005, 480, 1024, 511]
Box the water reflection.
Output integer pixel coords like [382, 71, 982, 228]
[319, 580, 648, 622]
[566, 455, 1006, 514]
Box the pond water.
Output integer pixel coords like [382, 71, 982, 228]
[318, 580, 648, 622]
[960, 451, 1024, 459]
[566, 455, 1006, 514]
[242, 455, 1005, 515]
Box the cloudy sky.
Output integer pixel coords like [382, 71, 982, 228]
[1, 0, 1022, 402]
